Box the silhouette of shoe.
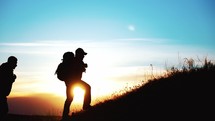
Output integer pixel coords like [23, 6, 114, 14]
[60, 118, 68, 121]
[60, 116, 69, 121]
[83, 105, 92, 110]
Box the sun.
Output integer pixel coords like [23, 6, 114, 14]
[72, 86, 85, 103]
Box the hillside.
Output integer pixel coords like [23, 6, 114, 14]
[70, 64, 215, 121]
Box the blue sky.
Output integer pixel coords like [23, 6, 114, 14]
[1, 0, 214, 44]
[0, 0, 215, 114]
[1, 0, 214, 67]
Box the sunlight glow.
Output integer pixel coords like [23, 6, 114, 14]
[72, 86, 85, 103]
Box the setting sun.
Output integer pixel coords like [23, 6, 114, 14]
[72, 86, 85, 103]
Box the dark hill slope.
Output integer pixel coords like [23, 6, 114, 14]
[71, 66, 215, 121]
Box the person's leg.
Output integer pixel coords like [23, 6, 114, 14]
[62, 83, 73, 120]
[78, 80, 91, 110]
[0, 97, 8, 121]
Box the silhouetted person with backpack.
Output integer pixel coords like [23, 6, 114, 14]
[0, 56, 18, 121]
[56, 48, 91, 121]
[73, 48, 91, 110]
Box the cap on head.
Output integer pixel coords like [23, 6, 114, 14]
[62, 52, 74, 60]
[7, 56, 17, 63]
[75, 48, 87, 55]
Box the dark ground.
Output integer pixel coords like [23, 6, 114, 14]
[7, 114, 61, 121]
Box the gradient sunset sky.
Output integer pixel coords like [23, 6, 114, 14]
[0, 0, 215, 115]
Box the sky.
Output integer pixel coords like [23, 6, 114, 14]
[0, 0, 215, 115]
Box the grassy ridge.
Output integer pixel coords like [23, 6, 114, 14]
[71, 60, 215, 121]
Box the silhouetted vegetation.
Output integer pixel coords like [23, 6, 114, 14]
[70, 58, 215, 120]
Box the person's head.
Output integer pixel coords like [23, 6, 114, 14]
[62, 51, 74, 62]
[7, 56, 18, 69]
[75, 48, 87, 60]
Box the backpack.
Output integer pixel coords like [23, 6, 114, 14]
[55, 63, 68, 81]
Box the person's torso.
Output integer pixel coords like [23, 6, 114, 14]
[0, 63, 15, 96]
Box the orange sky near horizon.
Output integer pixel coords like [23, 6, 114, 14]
[8, 76, 148, 116]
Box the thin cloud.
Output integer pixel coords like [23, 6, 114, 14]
[0, 41, 74, 47]
[113, 38, 169, 43]
[0, 40, 97, 55]
[0, 38, 168, 47]
[0, 39, 97, 47]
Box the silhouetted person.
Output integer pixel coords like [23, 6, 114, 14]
[56, 48, 91, 121]
[0, 56, 18, 121]
[73, 48, 91, 110]
[55, 52, 75, 121]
